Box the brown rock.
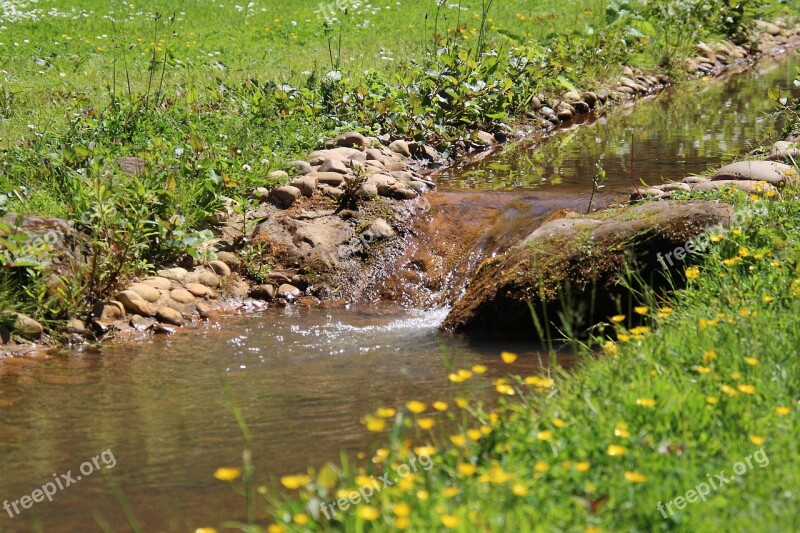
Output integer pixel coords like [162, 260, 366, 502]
[196, 302, 220, 321]
[157, 267, 189, 282]
[13, 314, 43, 340]
[250, 284, 276, 300]
[141, 276, 173, 290]
[277, 283, 301, 300]
[170, 288, 196, 304]
[92, 301, 126, 322]
[116, 290, 155, 317]
[198, 271, 221, 288]
[127, 283, 161, 303]
[185, 283, 216, 299]
[156, 307, 184, 326]
[209, 260, 231, 278]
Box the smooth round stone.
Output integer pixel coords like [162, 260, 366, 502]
[170, 288, 196, 304]
[127, 283, 161, 303]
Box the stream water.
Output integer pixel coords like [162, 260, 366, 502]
[1, 54, 798, 532]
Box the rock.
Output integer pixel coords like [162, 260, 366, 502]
[681, 176, 710, 184]
[696, 42, 717, 61]
[557, 108, 573, 121]
[215, 251, 242, 272]
[291, 175, 318, 197]
[367, 174, 399, 196]
[153, 324, 176, 335]
[196, 302, 220, 321]
[581, 91, 598, 108]
[170, 288, 196, 304]
[252, 187, 271, 203]
[185, 282, 216, 299]
[198, 271, 222, 288]
[250, 284, 276, 300]
[442, 201, 734, 334]
[767, 141, 800, 161]
[92, 301, 126, 322]
[270, 185, 302, 207]
[713, 160, 796, 185]
[365, 148, 388, 163]
[116, 290, 155, 317]
[209, 260, 231, 277]
[318, 158, 349, 174]
[127, 283, 161, 303]
[141, 276, 173, 290]
[389, 140, 411, 157]
[631, 188, 667, 201]
[385, 161, 408, 172]
[756, 19, 782, 36]
[13, 313, 43, 340]
[392, 187, 418, 200]
[572, 101, 590, 114]
[476, 130, 496, 145]
[156, 307, 184, 326]
[308, 148, 365, 165]
[334, 131, 367, 150]
[367, 218, 396, 240]
[130, 315, 155, 331]
[269, 170, 289, 180]
[65, 318, 86, 335]
[563, 91, 582, 102]
[287, 160, 313, 175]
[691, 180, 777, 194]
[157, 267, 189, 282]
[308, 171, 346, 187]
[596, 89, 609, 104]
[356, 181, 379, 199]
[320, 185, 346, 200]
[660, 183, 692, 193]
[277, 283, 301, 300]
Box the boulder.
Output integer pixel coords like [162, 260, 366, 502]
[141, 276, 173, 290]
[185, 282, 216, 299]
[250, 284, 276, 300]
[196, 302, 220, 321]
[116, 290, 155, 317]
[13, 313, 43, 340]
[767, 141, 800, 162]
[209, 260, 231, 277]
[388, 140, 411, 157]
[291, 175, 318, 197]
[334, 131, 367, 150]
[318, 158, 349, 174]
[713, 160, 796, 185]
[277, 283, 301, 300]
[170, 288, 196, 304]
[197, 271, 222, 288]
[127, 283, 161, 303]
[287, 160, 313, 175]
[270, 185, 302, 207]
[308, 171, 346, 187]
[157, 267, 189, 282]
[92, 301, 126, 323]
[156, 307, 184, 326]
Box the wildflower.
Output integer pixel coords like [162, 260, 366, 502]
[762, 295, 774, 303]
[406, 401, 426, 414]
[629, 326, 651, 336]
[417, 417, 436, 430]
[776, 406, 791, 416]
[471, 364, 488, 374]
[624, 471, 647, 483]
[213, 467, 242, 482]
[732, 229, 743, 235]
[454, 397, 469, 408]
[710, 234, 723, 243]
[614, 422, 630, 438]
[501, 351, 518, 364]
[443, 487, 459, 498]
[749, 435, 765, 446]
[374, 448, 389, 462]
[356, 506, 380, 521]
[611, 314, 626, 323]
[699, 319, 719, 330]
[395, 517, 410, 529]
[414, 446, 436, 457]
[617, 333, 631, 342]
[706, 396, 718, 405]
[512, 484, 529, 496]
[553, 418, 566, 428]
[480, 425, 492, 435]
[267, 525, 285, 533]
[731, 371, 742, 380]
[441, 515, 462, 528]
[524, 376, 554, 388]
[496, 383, 515, 395]
[450, 435, 466, 446]
[602, 341, 618, 356]
[376, 407, 396, 418]
[636, 398, 657, 407]
[721, 385, 738, 396]
[738, 247, 749, 257]
[634, 306, 649, 315]
[702, 349, 717, 362]
[575, 462, 591, 472]
[394, 503, 411, 517]
[458, 463, 477, 476]
[685, 266, 700, 279]
[363, 416, 386, 432]
[417, 489, 429, 501]
[534, 461, 550, 472]
[737, 384, 756, 395]
[657, 307, 673, 318]
[537, 430, 554, 441]
[433, 401, 448, 411]
[293, 513, 309, 525]
[280, 474, 311, 489]
[607, 444, 626, 456]
[744, 357, 759, 366]
[695, 365, 712, 374]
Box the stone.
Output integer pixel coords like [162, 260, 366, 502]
[557, 108, 574, 121]
[13, 313, 43, 340]
[308, 171, 346, 187]
[287, 160, 313, 175]
[691, 180, 777, 194]
[250, 284, 276, 300]
[572, 101, 591, 114]
[117, 290, 155, 317]
[277, 283, 301, 300]
[215, 251, 241, 272]
[320, 185, 345, 200]
[157, 267, 189, 282]
[392, 187, 418, 200]
[389, 139, 411, 157]
[198, 271, 222, 288]
[270, 185, 302, 207]
[334, 131, 367, 150]
[631, 188, 667, 200]
[367, 218, 396, 239]
[196, 302, 220, 321]
[127, 283, 161, 303]
[170, 288, 196, 304]
[318, 158, 349, 174]
[713, 160, 796, 185]
[291, 175, 318, 197]
[252, 187, 271, 203]
[141, 276, 173, 290]
[269, 170, 289, 180]
[365, 148, 387, 163]
[756, 19, 782, 36]
[308, 147, 365, 165]
[356, 181, 379, 199]
[581, 91, 598, 108]
[130, 315, 155, 331]
[681, 176, 710, 184]
[185, 282, 216, 298]
[563, 91, 582, 102]
[767, 141, 800, 161]
[366, 174, 399, 196]
[92, 301, 126, 322]
[156, 307, 184, 326]
[65, 318, 86, 335]
[153, 324, 176, 335]
[660, 183, 692, 193]
[209, 260, 231, 277]
[476, 131, 496, 145]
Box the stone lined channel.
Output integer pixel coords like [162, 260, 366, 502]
[0, 54, 798, 532]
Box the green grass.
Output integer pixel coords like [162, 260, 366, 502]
[233, 181, 800, 531]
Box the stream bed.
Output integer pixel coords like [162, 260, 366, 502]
[1, 54, 798, 532]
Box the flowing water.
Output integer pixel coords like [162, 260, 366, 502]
[1, 54, 798, 532]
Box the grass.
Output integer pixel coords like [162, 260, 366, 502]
[210, 179, 800, 531]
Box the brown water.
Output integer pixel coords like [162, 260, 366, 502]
[1, 53, 798, 532]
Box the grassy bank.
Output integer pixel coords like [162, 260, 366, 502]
[1, 0, 795, 329]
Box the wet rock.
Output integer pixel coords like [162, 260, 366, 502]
[318, 158, 349, 174]
[291, 175, 318, 197]
[130, 315, 155, 331]
[287, 160, 313, 175]
[153, 324, 176, 335]
[334, 131, 367, 150]
[185, 282, 216, 299]
[271, 185, 302, 207]
[713, 160, 796, 185]
[250, 284, 276, 300]
[392, 187, 418, 200]
[209, 260, 231, 277]
[572, 101, 591, 114]
[65, 318, 86, 335]
[309, 171, 347, 187]
[367, 174, 398, 196]
[198, 271, 222, 288]
[557, 108, 574, 122]
[581, 91, 598, 108]
[563, 91, 582, 103]
[196, 302, 220, 321]
[92, 301, 126, 323]
[596, 89, 609, 104]
[127, 283, 161, 303]
[269, 170, 289, 180]
[170, 288, 196, 304]
[13, 314, 43, 340]
[408, 142, 439, 161]
[389, 139, 411, 157]
[157, 267, 189, 282]
[117, 290, 155, 317]
[156, 307, 184, 326]
[277, 283, 301, 300]
[141, 276, 173, 290]
[442, 201, 734, 334]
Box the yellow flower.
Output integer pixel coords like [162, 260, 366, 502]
[433, 401, 448, 411]
[629, 326, 651, 336]
[458, 463, 477, 476]
[524, 375, 554, 388]
[634, 306, 649, 315]
[443, 487, 459, 498]
[395, 516, 410, 529]
[602, 341, 618, 356]
[293, 513, 309, 525]
[624, 471, 647, 483]
[552, 417, 566, 428]
[614, 422, 630, 438]
[762, 295, 774, 303]
[195, 529, 218, 533]
[406, 401, 426, 414]
[745, 357, 759, 366]
[374, 448, 389, 462]
[732, 229, 743, 235]
[417, 417, 436, 430]
[496, 383, 516, 395]
[363, 415, 386, 432]
[501, 351, 518, 364]
[685, 266, 700, 279]
[575, 461, 591, 472]
[607, 444, 626, 456]
[280, 474, 312, 489]
[617, 333, 631, 342]
[706, 396, 718, 405]
[356, 505, 380, 521]
[416, 489, 429, 501]
[731, 371, 742, 380]
[534, 461, 550, 472]
[480, 425, 492, 435]
[776, 406, 791, 416]
[267, 525, 285, 533]
[702, 349, 717, 362]
[636, 398, 657, 407]
[441, 515, 462, 528]
[213, 467, 242, 482]
[450, 434, 466, 446]
[710, 234, 723, 243]
[738, 247, 749, 257]
[721, 384, 738, 396]
[471, 364, 488, 374]
[512, 483, 529, 496]
[376, 407, 396, 418]
[611, 314, 626, 323]
[749, 435, 765, 446]
[394, 503, 411, 517]
[537, 430, 554, 441]
[737, 384, 756, 394]
[657, 306, 673, 318]
[695, 365, 712, 374]
[414, 446, 436, 457]
[466, 428, 482, 441]
[454, 397, 469, 408]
